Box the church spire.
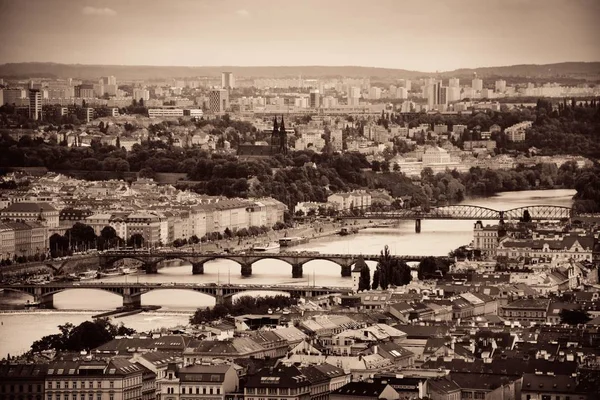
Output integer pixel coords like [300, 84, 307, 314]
[279, 116, 285, 133]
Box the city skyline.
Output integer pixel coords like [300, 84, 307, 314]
[1, 0, 599, 72]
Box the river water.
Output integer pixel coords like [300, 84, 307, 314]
[0, 189, 576, 358]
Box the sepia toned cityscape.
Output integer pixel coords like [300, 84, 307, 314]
[0, 0, 600, 399]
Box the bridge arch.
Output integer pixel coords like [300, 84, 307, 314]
[137, 288, 217, 309]
[503, 205, 573, 221]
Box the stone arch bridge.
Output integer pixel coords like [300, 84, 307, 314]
[0, 282, 350, 308]
[98, 251, 438, 278]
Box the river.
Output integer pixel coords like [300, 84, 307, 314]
[0, 189, 576, 358]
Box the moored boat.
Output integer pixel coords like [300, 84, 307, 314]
[252, 242, 281, 252]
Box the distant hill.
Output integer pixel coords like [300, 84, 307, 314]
[0, 62, 598, 81]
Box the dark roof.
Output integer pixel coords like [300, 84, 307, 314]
[2, 202, 57, 212]
[331, 382, 389, 397]
[393, 324, 449, 339]
[428, 377, 461, 393]
[522, 374, 582, 394]
[450, 372, 519, 391]
[352, 256, 367, 272]
[245, 365, 310, 389]
[312, 364, 346, 379]
[298, 365, 329, 384]
[422, 358, 578, 377]
[0, 364, 48, 381]
[178, 364, 231, 383]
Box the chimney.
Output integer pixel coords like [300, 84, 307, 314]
[373, 345, 378, 354]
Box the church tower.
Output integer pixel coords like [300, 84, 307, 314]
[279, 115, 287, 154]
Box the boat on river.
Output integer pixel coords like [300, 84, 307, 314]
[78, 270, 98, 280]
[98, 268, 122, 278]
[120, 267, 138, 275]
[278, 237, 309, 247]
[252, 242, 281, 252]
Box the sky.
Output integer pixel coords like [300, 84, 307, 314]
[0, 0, 599, 72]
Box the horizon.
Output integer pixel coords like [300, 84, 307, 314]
[1, 0, 599, 72]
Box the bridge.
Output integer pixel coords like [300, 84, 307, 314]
[0, 282, 351, 308]
[340, 205, 576, 232]
[98, 251, 437, 278]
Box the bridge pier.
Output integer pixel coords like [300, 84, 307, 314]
[122, 293, 141, 309]
[340, 264, 352, 277]
[215, 295, 233, 306]
[192, 262, 204, 275]
[292, 263, 303, 279]
[415, 219, 421, 233]
[241, 263, 252, 277]
[145, 262, 159, 274]
[35, 293, 54, 309]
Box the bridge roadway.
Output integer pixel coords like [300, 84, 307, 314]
[98, 251, 437, 278]
[338, 205, 577, 232]
[0, 282, 351, 308]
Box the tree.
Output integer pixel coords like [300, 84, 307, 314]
[127, 233, 145, 248]
[520, 209, 532, 223]
[372, 268, 380, 290]
[418, 256, 448, 280]
[376, 245, 412, 289]
[559, 309, 591, 325]
[357, 257, 371, 291]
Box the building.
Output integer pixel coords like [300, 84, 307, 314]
[351, 256, 368, 292]
[449, 78, 460, 88]
[209, 89, 229, 113]
[495, 80, 506, 93]
[75, 84, 95, 98]
[174, 364, 239, 399]
[500, 299, 551, 323]
[1, 88, 27, 105]
[29, 89, 42, 120]
[473, 221, 499, 255]
[0, 363, 48, 400]
[496, 235, 595, 262]
[245, 365, 311, 400]
[45, 359, 144, 400]
[369, 87, 381, 100]
[126, 212, 161, 245]
[133, 88, 150, 102]
[222, 72, 235, 89]
[472, 77, 483, 92]
[327, 192, 371, 211]
[0, 202, 59, 228]
[504, 121, 533, 142]
[310, 90, 320, 108]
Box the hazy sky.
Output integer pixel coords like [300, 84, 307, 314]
[1, 0, 599, 72]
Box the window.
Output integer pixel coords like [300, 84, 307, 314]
[203, 388, 207, 394]
[217, 388, 220, 395]
[109, 382, 114, 389]
[97, 395, 101, 400]
[47, 395, 52, 400]
[280, 389, 288, 395]
[268, 388, 277, 395]
[110, 395, 114, 400]
[88, 394, 93, 400]
[80, 395, 85, 400]
[246, 389, 255, 395]
[210, 388, 214, 395]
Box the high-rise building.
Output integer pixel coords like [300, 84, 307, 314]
[396, 87, 408, 99]
[0, 88, 26, 105]
[74, 84, 95, 98]
[28, 89, 42, 120]
[369, 87, 381, 100]
[209, 89, 229, 113]
[398, 79, 412, 91]
[309, 90, 320, 108]
[101, 76, 117, 86]
[447, 86, 461, 102]
[221, 72, 235, 89]
[449, 78, 460, 88]
[427, 81, 448, 109]
[133, 88, 150, 101]
[472, 77, 483, 91]
[495, 79, 506, 93]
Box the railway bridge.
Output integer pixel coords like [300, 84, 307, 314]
[340, 205, 576, 232]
